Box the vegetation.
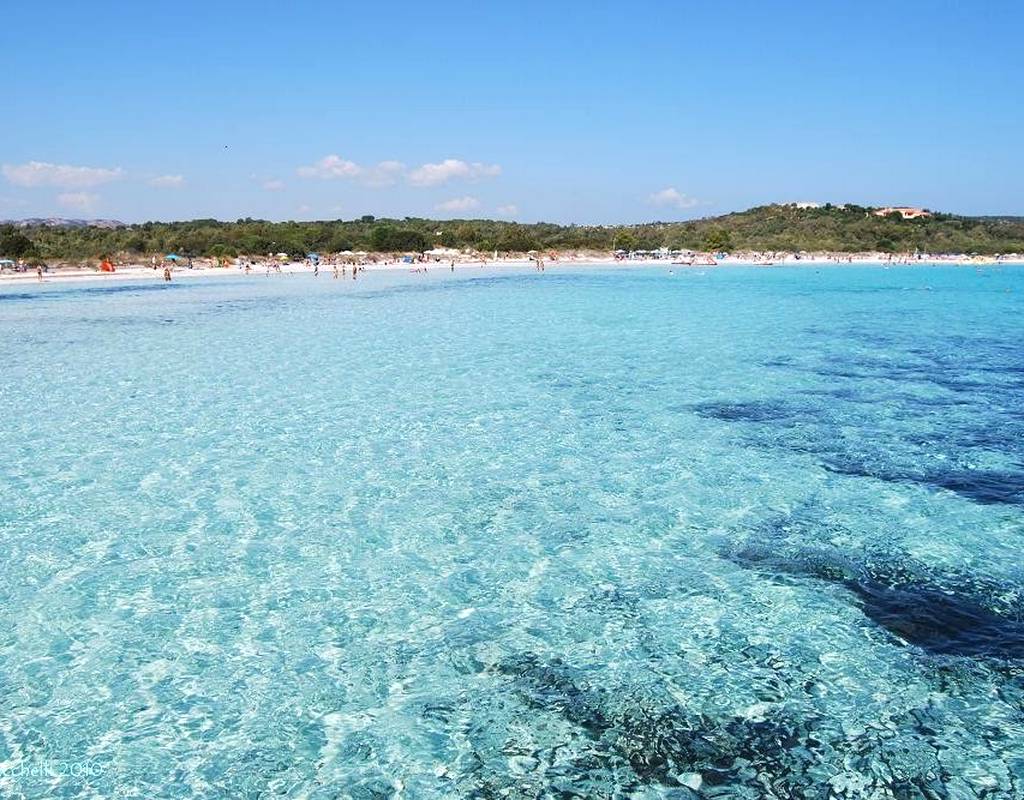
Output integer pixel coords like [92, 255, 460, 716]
[3, 204, 1024, 261]
[0, 229, 36, 258]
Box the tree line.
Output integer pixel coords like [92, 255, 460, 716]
[3, 204, 1023, 262]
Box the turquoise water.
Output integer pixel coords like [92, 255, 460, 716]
[1, 265, 1023, 799]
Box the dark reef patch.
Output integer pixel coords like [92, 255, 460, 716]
[494, 653, 611, 738]
[854, 578, 1024, 660]
[926, 468, 1024, 506]
[820, 456, 1024, 506]
[692, 400, 804, 424]
[692, 376, 1024, 506]
[726, 536, 1024, 662]
[488, 650, 977, 796]
[492, 653, 819, 790]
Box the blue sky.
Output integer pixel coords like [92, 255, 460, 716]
[2, 0, 1022, 223]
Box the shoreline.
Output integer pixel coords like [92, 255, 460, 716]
[1, 254, 1021, 287]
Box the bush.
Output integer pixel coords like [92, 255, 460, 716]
[370, 225, 428, 252]
[704, 228, 732, 252]
[0, 229, 36, 258]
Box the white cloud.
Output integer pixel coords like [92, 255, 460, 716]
[149, 174, 184, 188]
[407, 159, 501, 187]
[262, 179, 286, 191]
[436, 196, 480, 213]
[3, 161, 123, 189]
[648, 187, 700, 210]
[297, 204, 312, 213]
[57, 192, 100, 211]
[296, 155, 408, 187]
[297, 154, 361, 179]
[296, 155, 502, 188]
[496, 204, 519, 217]
[361, 160, 406, 187]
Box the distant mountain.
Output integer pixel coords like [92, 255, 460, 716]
[1, 217, 126, 229]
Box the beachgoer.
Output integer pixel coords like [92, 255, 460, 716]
[163, 267, 172, 282]
[36, 265, 43, 281]
[333, 265, 339, 279]
[314, 263, 319, 277]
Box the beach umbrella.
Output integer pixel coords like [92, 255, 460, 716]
[0, 259, 14, 265]
[164, 253, 182, 261]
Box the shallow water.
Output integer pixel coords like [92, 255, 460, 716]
[1, 265, 1023, 798]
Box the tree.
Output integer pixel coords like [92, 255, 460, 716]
[613, 230, 638, 252]
[207, 243, 238, 258]
[703, 228, 732, 252]
[4, 205, 1023, 259]
[436, 229, 458, 247]
[327, 232, 355, 252]
[497, 226, 540, 253]
[370, 225, 427, 252]
[124, 234, 148, 252]
[455, 223, 480, 246]
[0, 229, 36, 258]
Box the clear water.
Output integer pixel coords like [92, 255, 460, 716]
[1, 265, 1023, 799]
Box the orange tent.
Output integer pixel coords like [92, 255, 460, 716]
[99, 259, 116, 272]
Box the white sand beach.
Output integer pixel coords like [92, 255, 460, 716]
[2, 252, 1020, 287]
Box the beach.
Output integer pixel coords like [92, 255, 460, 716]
[2, 252, 1020, 287]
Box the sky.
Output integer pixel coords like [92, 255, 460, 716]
[2, 0, 1022, 224]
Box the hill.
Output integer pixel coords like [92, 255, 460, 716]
[0, 217, 126, 229]
[3, 204, 1024, 261]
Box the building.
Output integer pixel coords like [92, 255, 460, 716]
[873, 206, 932, 220]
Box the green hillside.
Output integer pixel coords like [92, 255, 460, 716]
[3, 204, 1024, 261]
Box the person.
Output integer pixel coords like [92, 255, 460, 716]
[244, 263, 252, 275]
[163, 266, 172, 282]
[151, 256, 157, 270]
[313, 263, 319, 277]
[333, 265, 339, 279]
[451, 261, 455, 272]
[36, 264, 43, 282]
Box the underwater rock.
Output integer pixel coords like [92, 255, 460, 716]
[692, 400, 803, 424]
[494, 653, 611, 738]
[726, 534, 1024, 662]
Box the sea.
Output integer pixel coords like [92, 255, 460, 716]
[1, 264, 1022, 798]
